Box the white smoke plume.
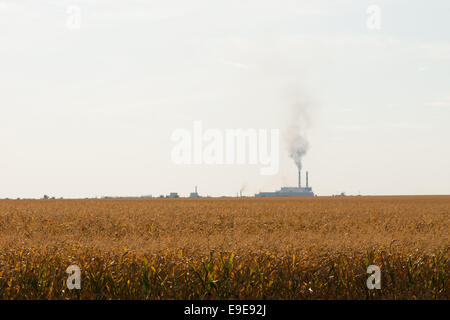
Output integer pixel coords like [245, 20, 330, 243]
[285, 93, 312, 171]
[240, 182, 247, 195]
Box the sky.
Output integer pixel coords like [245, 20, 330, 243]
[1, 0, 449, 198]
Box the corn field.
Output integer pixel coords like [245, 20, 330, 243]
[0, 196, 448, 299]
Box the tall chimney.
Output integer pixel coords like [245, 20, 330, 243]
[298, 169, 301, 188]
[306, 171, 309, 188]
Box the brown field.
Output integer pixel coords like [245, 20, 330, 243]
[0, 196, 448, 299]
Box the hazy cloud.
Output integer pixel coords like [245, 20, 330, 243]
[386, 123, 431, 130]
[334, 125, 368, 132]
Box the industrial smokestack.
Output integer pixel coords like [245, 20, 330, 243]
[298, 169, 301, 188]
[306, 171, 309, 188]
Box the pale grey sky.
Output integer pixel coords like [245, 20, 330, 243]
[1, 0, 449, 198]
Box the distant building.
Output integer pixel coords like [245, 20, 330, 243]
[255, 170, 315, 197]
[168, 192, 179, 198]
[255, 186, 314, 197]
[189, 186, 200, 198]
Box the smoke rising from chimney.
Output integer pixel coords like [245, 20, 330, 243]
[240, 182, 247, 194]
[285, 93, 312, 172]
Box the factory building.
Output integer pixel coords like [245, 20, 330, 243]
[255, 170, 315, 197]
[190, 186, 200, 198]
[168, 192, 179, 198]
